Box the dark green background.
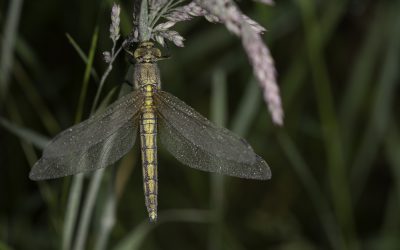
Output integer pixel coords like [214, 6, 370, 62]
[1, 0, 400, 249]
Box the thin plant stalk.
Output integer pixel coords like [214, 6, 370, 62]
[350, 9, 400, 200]
[72, 43, 123, 250]
[378, 191, 400, 248]
[277, 131, 345, 249]
[13, 61, 61, 134]
[75, 27, 99, 123]
[91, 46, 123, 113]
[0, 0, 24, 102]
[68, 3, 129, 249]
[94, 169, 116, 250]
[62, 27, 99, 250]
[149, 0, 184, 28]
[385, 124, 400, 213]
[209, 69, 227, 250]
[4, 97, 57, 226]
[0, 116, 49, 149]
[297, 0, 357, 247]
[93, 82, 135, 250]
[381, 124, 400, 245]
[70, 4, 125, 246]
[66, 33, 100, 83]
[73, 168, 106, 250]
[339, 4, 386, 144]
[230, 79, 261, 136]
[62, 174, 85, 250]
[139, 0, 150, 41]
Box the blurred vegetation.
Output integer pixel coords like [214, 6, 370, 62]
[1, 0, 400, 249]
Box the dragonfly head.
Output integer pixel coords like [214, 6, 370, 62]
[130, 41, 163, 63]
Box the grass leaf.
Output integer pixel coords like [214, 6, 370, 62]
[0, 116, 49, 148]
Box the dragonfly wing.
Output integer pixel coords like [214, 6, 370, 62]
[30, 91, 144, 180]
[155, 91, 271, 180]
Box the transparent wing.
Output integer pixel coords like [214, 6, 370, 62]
[29, 91, 144, 180]
[155, 91, 271, 180]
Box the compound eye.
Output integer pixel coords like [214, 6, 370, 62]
[133, 48, 143, 59]
[151, 48, 161, 58]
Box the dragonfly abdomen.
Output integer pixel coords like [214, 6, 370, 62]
[140, 84, 158, 222]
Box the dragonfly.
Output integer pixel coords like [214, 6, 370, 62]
[29, 41, 271, 222]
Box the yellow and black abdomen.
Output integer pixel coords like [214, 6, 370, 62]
[140, 84, 158, 221]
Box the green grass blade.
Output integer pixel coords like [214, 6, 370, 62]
[13, 36, 61, 134]
[94, 86, 118, 114]
[376, 191, 400, 248]
[13, 61, 61, 134]
[231, 78, 262, 136]
[0, 116, 49, 148]
[4, 97, 58, 230]
[277, 131, 345, 249]
[15, 36, 46, 77]
[93, 172, 116, 250]
[340, 5, 387, 153]
[350, 10, 400, 200]
[211, 70, 227, 127]
[319, 1, 347, 44]
[72, 64, 128, 250]
[0, 241, 12, 250]
[297, 0, 357, 247]
[280, 56, 307, 109]
[209, 69, 227, 250]
[66, 33, 100, 83]
[62, 26, 99, 250]
[379, 125, 400, 246]
[73, 168, 106, 250]
[385, 124, 400, 208]
[0, 0, 24, 102]
[62, 174, 84, 250]
[74, 27, 99, 123]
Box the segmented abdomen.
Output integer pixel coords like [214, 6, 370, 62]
[140, 86, 158, 222]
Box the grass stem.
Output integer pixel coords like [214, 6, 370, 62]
[297, 0, 357, 247]
[62, 26, 99, 250]
[62, 174, 84, 250]
[94, 171, 116, 250]
[73, 169, 106, 250]
[277, 131, 345, 249]
[139, 0, 150, 41]
[75, 27, 99, 123]
[209, 69, 227, 250]
[350, 8, 400, 200]
[0, 0, 24, 102]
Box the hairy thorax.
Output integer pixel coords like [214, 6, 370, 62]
[134, 63, 161, 90]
